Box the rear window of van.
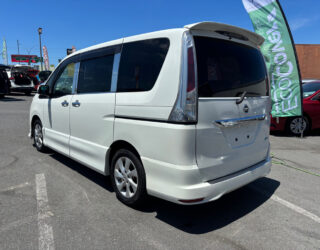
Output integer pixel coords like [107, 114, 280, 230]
[194, 36, 268, 98]
[117, 38, 170, 92]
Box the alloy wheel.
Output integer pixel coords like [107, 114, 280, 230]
[290, 117, 307, 135]
[114, 157, 139, 198]
[34, 123, 43, 148]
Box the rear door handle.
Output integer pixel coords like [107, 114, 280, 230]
[72, 100, 81, 107]
[61, 100, 69, 107]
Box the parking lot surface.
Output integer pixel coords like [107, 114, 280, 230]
[1, 94, 319, 250]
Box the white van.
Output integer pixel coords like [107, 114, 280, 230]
[29, 22, 271, 206]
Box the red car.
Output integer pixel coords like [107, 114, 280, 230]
[271, 81, 320, 135]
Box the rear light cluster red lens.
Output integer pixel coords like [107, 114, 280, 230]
[187, 47, 195, 93]
[168, 31, 197, 123]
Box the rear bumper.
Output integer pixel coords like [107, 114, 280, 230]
[143, 157, 271, 205]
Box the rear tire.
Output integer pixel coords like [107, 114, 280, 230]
[110, 149, 147, 207]
[0, 94, 4, 99]
[33, 119, 47, 152]
[286, 116, 309, 136]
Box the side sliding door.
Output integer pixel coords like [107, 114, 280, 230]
[69, 44, 121, 173]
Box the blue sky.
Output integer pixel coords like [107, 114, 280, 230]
[1, 0, 320, 66]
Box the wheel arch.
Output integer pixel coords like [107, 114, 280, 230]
[303, 112, 312, 129]
[106, 140, 142, 176]
[31, 115, 41, 138]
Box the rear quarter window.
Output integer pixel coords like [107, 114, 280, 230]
[117, 38, 170, 92]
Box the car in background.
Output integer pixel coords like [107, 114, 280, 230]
[7, 65, 37, 95]
[0, 64, 10, 98]
[34, 70, 52, 91]
[271, 81, 320, 135]
[302, 79, 320, 84]
[26, 68, 40, 91]
[39, 70, 52, 83]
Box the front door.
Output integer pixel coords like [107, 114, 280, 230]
[43, 62, 76, 155]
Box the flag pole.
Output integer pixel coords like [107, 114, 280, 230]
[276, 0, 304, 138]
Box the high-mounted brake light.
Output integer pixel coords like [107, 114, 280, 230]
[169, 32, 197, 123]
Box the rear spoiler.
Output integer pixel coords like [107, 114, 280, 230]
[184, 22, 264, 46]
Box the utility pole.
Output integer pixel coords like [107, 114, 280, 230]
[38, 28, 43, 71]
[17, 40, 20, 54]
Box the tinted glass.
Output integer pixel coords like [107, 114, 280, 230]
[53, 63, 75, 96]
[117, 38, 170, 92]
[77, 55, 114, 93]
[194, 36, 268, 97]
[39, 71, 52, 82]
[302, 82, 320, 98]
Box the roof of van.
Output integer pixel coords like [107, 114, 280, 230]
[62, 21, 264, 63]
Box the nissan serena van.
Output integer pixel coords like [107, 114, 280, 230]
[29, 22, 271, 206]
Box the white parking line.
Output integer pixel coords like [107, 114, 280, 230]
[270, 194, 320, 224]
[251, 186, 320, 224]
[36, 173, 55, 250]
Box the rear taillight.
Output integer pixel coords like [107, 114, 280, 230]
[9, 77, 14, 80]
[187, 47, 195, 92]
[169, 31, 197, 123]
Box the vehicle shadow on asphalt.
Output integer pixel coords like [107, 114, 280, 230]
[49, 152, 114, 193]
[0, 96, 25, 102]
[139, 177, 280, 234]
[47, 150, 279, 235]
[271, 129, 320, 137]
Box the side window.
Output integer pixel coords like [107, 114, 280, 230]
[77, 55, 114, 93]
[117, 38, 170, 92]
[53, 63, 75, 97]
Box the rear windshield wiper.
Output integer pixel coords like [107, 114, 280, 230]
[236, 91, 247, 105]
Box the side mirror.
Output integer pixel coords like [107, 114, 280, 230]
[38, 85, 50, 97]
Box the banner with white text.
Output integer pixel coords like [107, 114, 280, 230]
[242, 0, 302, 117]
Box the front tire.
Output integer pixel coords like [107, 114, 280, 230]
[110, 149, 147, 207]
[33, 120, 47, 152]
[286, 116, 309, 136]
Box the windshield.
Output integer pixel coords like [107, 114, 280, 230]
[302, 82, 320, 98]
[194, 36, 268, 98]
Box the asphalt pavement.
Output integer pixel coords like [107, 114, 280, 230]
[0, 94, 319, 250]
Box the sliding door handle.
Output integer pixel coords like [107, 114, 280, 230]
[61, 100, 69, 107]
[72, 100, 81, 107]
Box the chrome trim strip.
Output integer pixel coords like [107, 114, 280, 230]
[214, 114, 266, 127]
[111, 52, 121, 92]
